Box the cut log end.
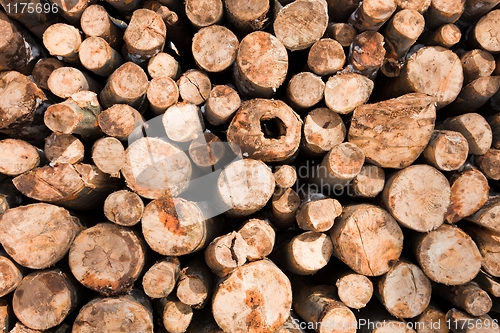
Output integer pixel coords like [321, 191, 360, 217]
[104, 190, 144, 226]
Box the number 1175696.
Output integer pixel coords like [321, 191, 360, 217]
[447, 318, 499, 330]
[5, 2, 59, 14]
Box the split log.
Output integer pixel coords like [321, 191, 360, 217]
[286, 72, 325, 110]
[469, 10, 500, 54]
[421, 23, 462, 49]
[474, 270, 500, 297]
[141, 197, 221, 256]
[348, 93, 436, 169]
[99, 62, 149, 110]
[105, 0, 143, 18]
[176, 258, 213, 308]
[156, 297, 193, 333]
[69, 222, 146, 296]
[348, 31, 386, 79]
[271, 188, 301, 230]
[0, 203, 82, 269]
[162, 102, 205, 142]
[188, 132, 226, 168]
[0, 139, 40, 176]
[438, 282, 492, 317]
[0, 251, 23, 297]
[31, 58, 64, 91]
[295, 197, 342, 232]
[192, 25, 238, 73]
[177, 69, 211, 105]
[424, 0, 465, 30]
[324, 73, 374, 114]
[80, 4, 122, 49]
[461, 0, 500, 21]
[226, 99, 302, 162]
[238, 218, 275, 261]
[489, 113, 500, 149]
[97, 104, 144, 141]
[91, 137, 125, 176]
[73, 293, 154, 333]
[460, 50, 496, 84]
[461, 224, 500, 277]
[185, 0, 223, 28]
[447, 76, 500, 113]
[274, 165, 297, 190]
[326, 22, 357, 47]
[307, 38, 345, 76]
[204, 231, 248, 277]
[104, 190, 144, 226]
[233, 31, 288, 98]
[44, 133, 85, 165]
[329, 204, 404, 276]
[477, 149, 500, 180]
[466, 197, 500, 232]
[212, 259, 293, 333]
[147, 52, 181, 80]
[438, 113, 492, 155]
[47, 67, 101, 99]
[0, 71, 49, 144]
[204, 85, 241, 126]
[42, 23, 82, 64]
[395, 0, 431, 13]
[334, 271, 373, 309]
[44, 91, 102, 139]
[146, 76, 179, 116]
[422, 130, 469, 171]
[12, 269, 79, 330]
[445, 308, 500, 333]
[223, 0, 270, 33]
[412, 304, 449, 333]
[301, 107, 346, 156]
[347, 164, 385, 198]
[348, 0, 397, 32]
[412, 224, 482, 285]
[375, 259, 432, 318]
[13, 163, 121, 210]
[383, 9, 425, 60]
[142, 257, 180, 299]
[79, 36, 123, 76]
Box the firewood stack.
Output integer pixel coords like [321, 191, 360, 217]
[1, 0, 500, 332]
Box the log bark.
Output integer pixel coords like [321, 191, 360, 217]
[238, 218, 275, 261]
[347, 164, 385, 198]
[474, 270, 500, 297]
[0, 203, 82, 269]
[462, 0, 500, 21]
[42, 23, 82, 64]
[307, 38, 345, 76]
[156, 297, 193, 333]
[227, 99, 302, 162]
[334, 271, 373, 309]
[445, 308, 500, 333]
[162, 102, 205, 142]
[469, 10, 500, 54]
[461, 224, 500, 277]
[476, 149, 500, 180]
[192, 25, 238, 73]
[438, 282, 492, 317]
[185, 0, 223, 28]
[223, 0, 270, 33]
[326, 22, 357, 47]
[327, 0, 361, 23]
[383, 9, 425, 60]
[329, 204, 404, 276]
[104, 189, 144, 226]
[47, 67, 101, 99]
[204, 85, 241, 126]
[176, 257, 213, 308]
[274, 165, 297, 190]
[271, 188, 301, 230]
[31, 58, 64, 91]
[466, 196, 500, 232]
[412, 304, 449, 333]
[447, 76, 500, 113]
[295, 197, 342, 232]
[424, 0, 465, 30]
[142, 257, 180, 299]
[348, 0, 397, 32]
[177, 69, 211, 106]
[348, 31, 386, 79]
[0, 139, 40, 176]
[301, 107, 346, 156]
[147, 52, 181, 80]
[204, 231, 248, 277]
[146, 76, 179, 116]
[80, 4, 122, 49]
[91, 137, 125, 176]
[421, 23, 462, 49]
[422, 130, 469, 171]
[324, 73, 374, 114]
[97, 104, 144, 141]
[0, 251, 23, 297]
[79, 36, 123, 76]
[44, 133, 85, 165]
[413, 224, 482, 285]
[285, 72, 325, 110]
[460, 50, 496, 84]
[212, 259, 293, 333]
[488, 113, 500, 149]
[233, 31, 288, 98]
[12, 269, 79, 330]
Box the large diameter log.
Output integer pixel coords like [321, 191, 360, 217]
[413, 224, 482, 285]
[461, 224, 500, 277]
[0, 139, 40, 176]
[348, 31, 386, 79]
[162, 102, 205, 142]
[227, 99, 302, 162]
[212, 259, 293, 333]
[192, 25, 238, 73]
[148, 52, 181, 80]
[466, 196, 500, 232]
[69, 222, 146, 296]
[97, 104, 144, 141]
[44, 133, 85, 165]
[347, 164, 385, 198]
[0, 203, 81, 269]
[302, 107, 346, 156]
[13, 163, 121, 210]
[80, 4, 122, 49]
[477, 148, 500, 180]
[424, 0, 464, 30]
[205, 231, 248, 277]
[47, 67, 101, 99]
[79, 36, 123, 76]
[223, 0, 270, 33]
[286, 72, 325, 110]
[142, 257, 180, 299]
[334, 271, 373, 309]
[469, 10, 500, 54]
[329, 204, 404, 276]
[0, 71, 49, 144]
[348, 93, 436, 169]
[176, 258, 213, 308]
[31, 57, 64, 91]
[295, 198, 342, 232]
[438, 282, 492, 317]
[204, 85, 241, 125]
[104, 190, 144, 226]
[383, 165, 451, 232]
[0, 251, 23, 297]
[324, 73, 374, 114]
[438, 113, 492, 155]
[460, 49, 496, 84]
[348, 0, 397, 32]
[156, 297, 193, 333]
[233, 31, 288, 98]
[238, 218, 275, 261]
[185, 0, 223, 28]
[13, 270, 79, 330]
[177, 70, 211, 106]
[446, 308, 500, 333]
[42, 23, 81, 64]
[423, 130, 469, 171]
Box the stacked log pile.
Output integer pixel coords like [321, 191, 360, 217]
[0, 0, 500, 332]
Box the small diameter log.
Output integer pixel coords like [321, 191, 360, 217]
[489, 114, 500, 149]
[73, 293, 154, 333]
[97, 104, 144, 141]
[462, 0, 500, 21]
[204, 85, 241, 126]
[99, 62, 149, 110]
[413, 305, 449, 333]
[205, 231, 248, 277]
[348, 31, 386, 79]
[44, 133, 85, 165]
[42, 23, 81, 64]
[156, 297, 193, 333]
[293, 284, 357, 333]
[334, 271, 373, 309]
[448, 76, 500, 113]
[376, 259, 432, 318]
[47, 67, 101, 99]
[142, 257, 180, 299]
[192, 25, 238, 73]
[80, 4, 122, 49]
[286, 72, 325, 110]
[188, 132, 226, 168]
[461, 224, 500, 277]
[223, 0, 270, 33]
[295, 198, 342, 232]
[148, 52, 181, 80]
[177, 70, 211, 105]
[0, 203, 81, 269]
[348, 0, 397, 32]
[329, 204, 404, 277]
[123, 9, 166, 65]
[238, 218, 276, 261]
[162, 102, 205, 142]
[396, 0, 431, 13]
[13, 270, 78, 330]
[13, 163, 121, 210]
[446, 308, 500, 333]
[212, 259, 293, 333]
[79, 36, 123, 76]
[421, 23, 462, 49]
[438, 282, 492, 317]
[227, 99, 302, 162]
[31, 58, 64, 90]
[105, 0, 142, 18]
[474, 270, 500, 297]
[0, 139, 40, 176]
[327, 23, 357, 47]
[274, 165, 297, 190]
[460, 50, 496, 84]
[176, 258, 213, 308]
[233, 31, 288, 98]
[424, 0, 464, 30]
[91, 137, 125, 176]
[271, 188, 301, 230]
[466, 197, 500, 232]
[142, 197, 221, 256]
[347, 165, 385, 198]
[422, 130, 469, 171]
[146, 76, 179, 116]
[44, 91, 102, 139]
[469, 10, 500, 54]
[0, 251, 23, 297]
[349, 93, 436, 169]
[477, 149, 500, 180]
[0, 71, 49, 143]
[185, 0, 223, 28]
[413, 224, 482, 285]
[324, 73, 374, 114]
[69, 222, 146, 296]
[104, 190, 144, 226]
[438, 113, 492, 155]
[388, 46, 462, 109]
[383, 9, 425, 60]
[301, 108, 346, 156]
